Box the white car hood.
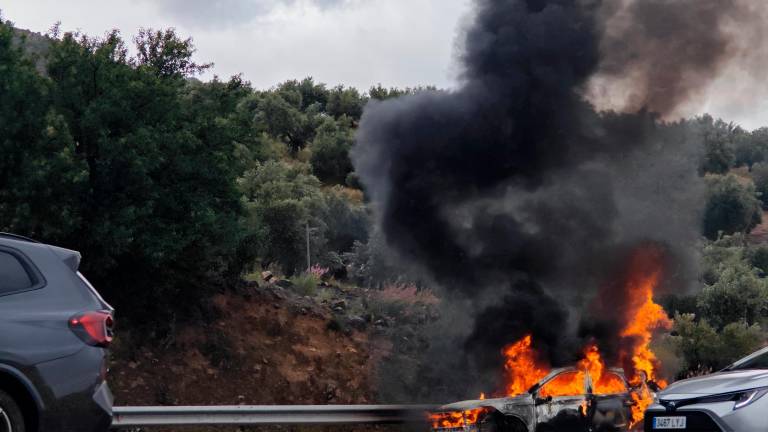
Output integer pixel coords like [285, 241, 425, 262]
[662, 369, 768, 396]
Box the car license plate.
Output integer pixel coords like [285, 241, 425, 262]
[654, 416, 686, 429]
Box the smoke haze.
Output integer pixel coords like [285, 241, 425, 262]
[589, 0, 768, 119]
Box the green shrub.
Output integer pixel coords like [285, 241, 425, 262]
[671, 313, 763, 372]
[322, 187, 369, 253]
[310, 122, 354, 184]
[750, 244, 768, 276]
[343, 229, 424, 287]
[697, 115, 738, 174]
[256, 92, 321, 153]
[735, 127, 768, 170]
[697, 262, 768, 329]
[702, 174, 762, 239]
[290, 273, 319, 296]
[316, 288, 335, 302]
[345, 171, 362, 189]
[239, 160, 326, 274]
[326, 85, 364, 120]
[751, 163, 768, 209]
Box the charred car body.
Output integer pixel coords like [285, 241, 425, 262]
[431, 367, 633, 432]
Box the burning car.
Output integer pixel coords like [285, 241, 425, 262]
[428, 247, 672, 432]
[431, 366, 634, 432]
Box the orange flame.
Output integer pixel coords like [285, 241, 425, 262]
[533, 344, 627, 399]
[580, 345, 628, 395]
[502, 335, 549, 396]
[618, 247, 672, 426]
[430, 407, 489, 429]
[538, 369, 586, 398]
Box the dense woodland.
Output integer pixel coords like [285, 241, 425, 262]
[2, 20, 768, 378]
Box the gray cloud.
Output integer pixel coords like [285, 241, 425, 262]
[146, 0, 354, 28]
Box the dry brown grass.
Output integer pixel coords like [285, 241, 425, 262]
[377, 283, 440, 306]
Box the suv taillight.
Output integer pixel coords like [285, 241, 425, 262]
[69, 311, 114, 348]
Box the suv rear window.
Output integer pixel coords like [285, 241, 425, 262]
[0, 251, 33, 295]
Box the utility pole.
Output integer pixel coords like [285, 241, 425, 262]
[306, 222, 311, 273]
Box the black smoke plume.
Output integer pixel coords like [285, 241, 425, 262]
[351, 0, 757, 399]
[591, 0, 768, 117]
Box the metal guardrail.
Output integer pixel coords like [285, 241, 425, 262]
[111, 404, 437, 428]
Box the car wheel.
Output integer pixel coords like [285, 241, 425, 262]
[0, 390, 24, 432]
[507, 418, 528, 432]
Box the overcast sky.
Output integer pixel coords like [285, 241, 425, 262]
[2, 0, 469, 91]
[2, 0, 766, 129]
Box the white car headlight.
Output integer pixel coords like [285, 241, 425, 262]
[734, 388, 768, 410]
[667, 387, 768, 411]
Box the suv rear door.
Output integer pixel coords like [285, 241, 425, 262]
[0, 241, 101, 366]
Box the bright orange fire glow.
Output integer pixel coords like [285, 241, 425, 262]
[496, 245, 671, 428]
[580, 345, 628, 395]
[619, 247, 672, 426]
[502, 334, 548, 396]
[430, 407, 488, 429]
[521, 344, 627, 399]
[538, 370, 585, 398]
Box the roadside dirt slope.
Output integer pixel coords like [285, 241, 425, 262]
[109, 290, 378, 409]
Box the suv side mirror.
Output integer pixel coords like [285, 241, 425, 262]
[534, 395, 553, 405]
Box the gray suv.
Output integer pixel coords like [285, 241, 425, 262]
[0, 233, 113, 432]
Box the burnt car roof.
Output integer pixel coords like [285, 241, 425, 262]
[434, 366, 628, 413]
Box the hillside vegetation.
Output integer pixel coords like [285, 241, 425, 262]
[2, 18, 768, 410]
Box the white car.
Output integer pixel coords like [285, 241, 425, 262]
[644, 346, 768, 431]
